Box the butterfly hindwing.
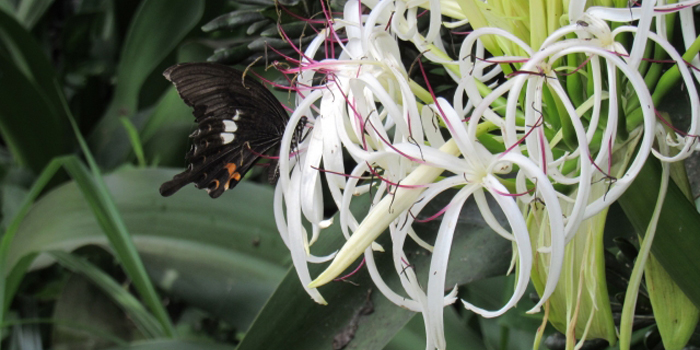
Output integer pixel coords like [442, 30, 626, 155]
[160, 63, 289, 198]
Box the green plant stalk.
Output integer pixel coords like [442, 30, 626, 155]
[549, 84, 577, 150]
[618, 160, 669, 350]
[120, 117, 147, 167]
[455, 0, 503, 57]
[565, 53, 584, 110]
[529, 0, 547, 51]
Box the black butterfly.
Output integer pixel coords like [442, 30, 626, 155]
[160, 62, 303, 198]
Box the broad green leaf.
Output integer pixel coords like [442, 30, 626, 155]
[104, 340, 236, 350]
[0, 154, 175, 336]
[6, 167, 286, 329]
[645, 253, 699, 350]
[91, 0, 204, 169]
[619, 157, 700, 309]
[463, 276, 546, 350]
[236, 194, 511, 350]
[384, 307, 487, 350]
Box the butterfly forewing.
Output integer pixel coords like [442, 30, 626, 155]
[160, 62, 290, 198]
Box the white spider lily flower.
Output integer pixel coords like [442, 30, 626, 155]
[274, 0, 428, 302]
[271, 0, 700, 349]
[310, 98, 566, 349]
[455, 19, 663, 238]
[585, 2, 700, 163]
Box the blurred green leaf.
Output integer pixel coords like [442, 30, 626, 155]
[619, 157, 700, 309]
[384, 307, 487, 350]
[6, 167, 286, 329]
[463, 276, 544, 350]
[51, 274, 137, 348]
[15, 0, 53, 29]
[139, 87, 192, 145]
[236, 194, 511, 350]
[50, 251, 165, 338]
[119, 117, 146, 167]
[0, 11, 72, 173]
[0, 1, 14, 16]
[0, 53, 65, 173]
[0, 154, 175, 338]
[104, 339, 237, 350]
[201, 9, 265, 32]
[0, 9, 72, 124]
[91, 0, 204, 169]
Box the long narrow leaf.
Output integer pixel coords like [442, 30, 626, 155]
[61, 108, 176, 335]
[0, 9, 71, 140]
[6, 167, 285, 329]
[14, 0, 53, 29]
[619, 157, 700, 308]
[104, 340, 237, 350]
[49, 251, 165, 338]
[90, 0, 204, 169]
[0, 52, 70, 173]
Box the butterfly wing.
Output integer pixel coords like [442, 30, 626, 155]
[160, 63, 289, 198]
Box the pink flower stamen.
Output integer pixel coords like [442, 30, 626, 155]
[333, 258, 366, 281]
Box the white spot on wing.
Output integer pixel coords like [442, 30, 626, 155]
[223, 120, 238, 132]
[221, 133, 235, 144]
[233, 110, 241, 121]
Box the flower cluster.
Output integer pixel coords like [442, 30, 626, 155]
[272, 0, 700, 349]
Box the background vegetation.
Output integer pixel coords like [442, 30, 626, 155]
[0, 0, 698, 349]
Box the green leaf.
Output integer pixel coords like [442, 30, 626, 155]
[50, 251, 165, 338]
[201, 10, 265, 32]
[6, 167, 286, 329]
[51, 274, 137, 347]
[139, 87, 192, 145]
[15, 0, 54, 29]
[0, 11, 72, 173]
[236, 193, 511, 350]
[104, 340, 236, 350]
[119, 117, 146, 167]
[384, 307, 487, 350]
[619, 157, 700, 309]
[0, 155, 174, 337]
[90, 0, 204, 169]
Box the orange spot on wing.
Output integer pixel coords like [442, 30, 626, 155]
[232, 172, 241, 181]
[225, 163, 237, 175]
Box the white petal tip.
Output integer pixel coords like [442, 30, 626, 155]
[319, 218, 334, 229]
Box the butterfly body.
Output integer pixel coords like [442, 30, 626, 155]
[160, 62, 294, 198]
